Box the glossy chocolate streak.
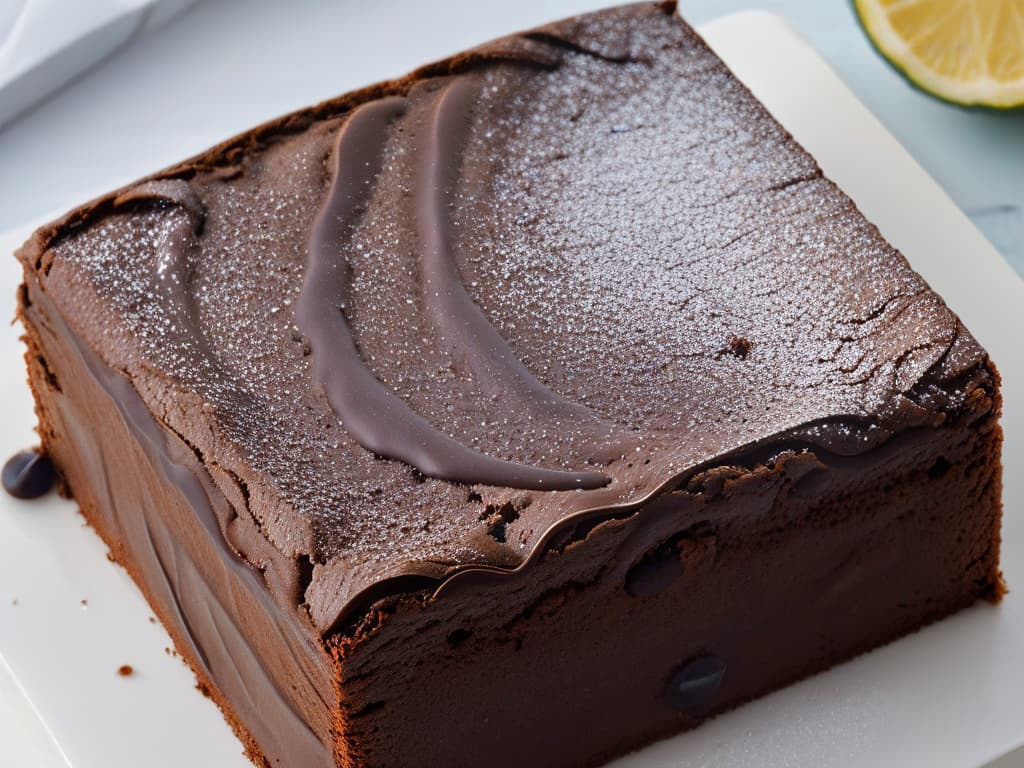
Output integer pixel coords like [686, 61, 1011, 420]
[298, 93, 608, 491]
[417, 78, 590, 420]
[114, 179, 212, 355]
[113, 178, 204, 220]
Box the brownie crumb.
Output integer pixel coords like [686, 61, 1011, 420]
[480, 503, 520, 543]
[117, 665, 134, 677]
[719, 335, 752, 359]
[148, 616, 156, 624]
[80, 599, 88, 608]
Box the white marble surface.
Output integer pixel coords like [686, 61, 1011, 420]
[0, 3, 1022, 767]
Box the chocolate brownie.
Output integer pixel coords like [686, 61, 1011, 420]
[12, 3, 1003, 766]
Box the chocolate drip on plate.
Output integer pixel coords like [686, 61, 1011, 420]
[2, 450, 55, 499]
[298, 94, 608, 491]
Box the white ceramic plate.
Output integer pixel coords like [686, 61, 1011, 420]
[0, 11, 1021, 768]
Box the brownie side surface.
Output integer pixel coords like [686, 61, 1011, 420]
[19, 279, 335, 766]
[331, 395, 1001, 766]
[13, 2, 1004, 766]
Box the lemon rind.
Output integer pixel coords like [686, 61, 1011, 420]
[854, 0, 1024, 109]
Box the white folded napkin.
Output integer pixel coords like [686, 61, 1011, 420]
[0, 0, 197, 128]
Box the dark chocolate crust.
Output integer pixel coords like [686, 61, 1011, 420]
[14, 2, 1003, 766]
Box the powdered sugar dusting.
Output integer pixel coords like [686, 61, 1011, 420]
[40, 7, 973, 617]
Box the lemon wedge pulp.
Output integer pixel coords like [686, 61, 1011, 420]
[854, 0, 1024, 108]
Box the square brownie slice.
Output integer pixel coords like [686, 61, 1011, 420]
[14, 2, 1002, 766]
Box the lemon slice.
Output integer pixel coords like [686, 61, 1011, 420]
[854, 0, 1024, 108]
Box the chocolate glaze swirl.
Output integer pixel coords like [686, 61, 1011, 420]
[297, 91, 608, 491]
[415, 78, 592, 421]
